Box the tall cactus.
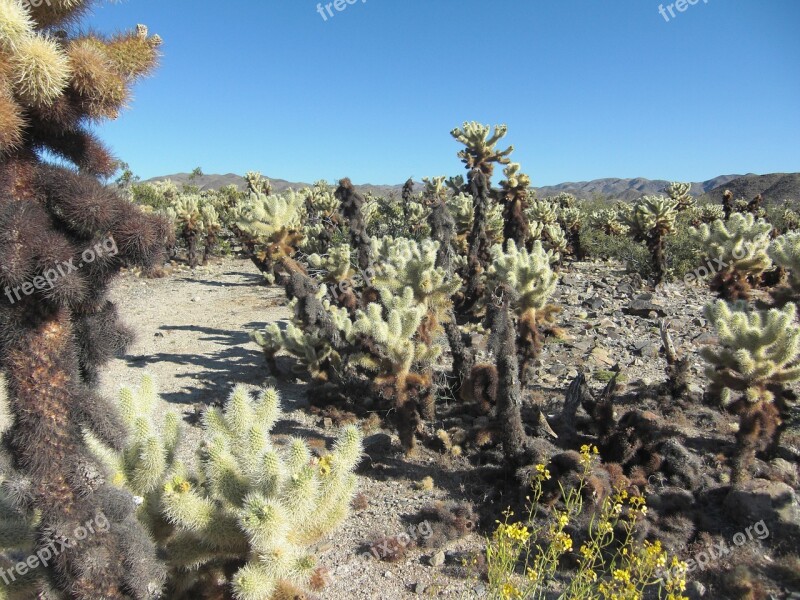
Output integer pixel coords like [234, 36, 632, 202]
[701, 301, 800, 482]
[689, 213, 773, 300]
[451, 122, 513, 311]
[624, 195, 678, 284]
[498, 162, 532, 247]
[0, 2, 169, 598]
[487, 240, 558, 376]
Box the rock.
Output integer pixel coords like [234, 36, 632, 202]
[429, 550, 445, 567]
[570, 340, 594, 353]
[637, 342, 660, 359]
[590, 346, 615, 366]
[724, 479, 800, 544]
[625, 297, 666, 318]
[687, 581, 706, 598]
[410, 582, 425, 594]
[658, 438, 703, 489]
[583, 296, 605, 310]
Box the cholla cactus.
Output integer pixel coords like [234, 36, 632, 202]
[540, 224, 567, 266]
[166, 195, 203, 267]
[498, 162, 532, 246]
[87, 376, 180, 543]
[301, 180, 341, 255]
[451, 123, 514, 311]
[689, 213, 773, 300]
[370, 237, 461, 339]
[254, 319, 342, 382]
[624, 195, 679, 283]
[200, 203, 221, 265]
[590, 209, 629, 236]
[450, 122, 513, 176]
[558, 206, 584, 259]
[235, 190, 305, 281]
[0, 3, 169, 596]
[422, 176, 448, 203]
[701, 301, 800, 482]
[350, 288, 442, 450]
[108, 383, 362, 600]
[527, 200, 559, 226]
[244, 171, 271, 195]
[687, 203, 725, 227]
[308, 244, 355, 285]
[487, 240, 558, 372]
[769, 232, 800, 298]
[664, 181, 695, 211]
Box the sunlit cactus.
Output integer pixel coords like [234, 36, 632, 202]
[664, 181, 695, 211]
[235, 189, 306, 282]
[0, 2, 168, 597]
[200, 202, 221, 265]
[770, 232, 800, 294]
[687, 203, 725, 227]
[498, 162, 532, 246]
[623, 195, 679, 283]
[300, 180, 341, 255]
[487, 240, 558, 372]
[451, 122, 514, 311]
[370, 236, 460, 339]
[527, 199, 559, 226]
[244, 170, 272, 195]
[422, 176, 448, 204]
[689, 213, 773, 300]
[590, 209, 629, 236]
[166, 194, 204, 267]
[558, 206, 584, 259]
[701, 300, 800, 482]
[349, 288, 442, 450]
[450, 121, 513, 176]
[87, 376, 180, 543]
[101, 383, 362, 600]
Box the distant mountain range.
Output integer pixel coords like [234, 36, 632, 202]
[144, 172, 800, 203]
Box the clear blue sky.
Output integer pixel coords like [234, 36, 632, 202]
[88, 0, 800, 186]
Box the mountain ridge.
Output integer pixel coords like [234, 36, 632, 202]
[143, 172, 800, 203]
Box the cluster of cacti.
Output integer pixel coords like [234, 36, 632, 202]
[299, 180, 342, 254]
[687, 202, 725, 227]
[0, 1, 172, 597]
[701, 301, 800, 482]
[86, 378, 363, 599]
[589, 209, 630, 236]
[623, 195, 679, 283]
[689, 213, 773, 299]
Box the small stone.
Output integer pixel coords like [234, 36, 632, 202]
[429, 550, 445, 567]
[687, 581, 707, 598]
